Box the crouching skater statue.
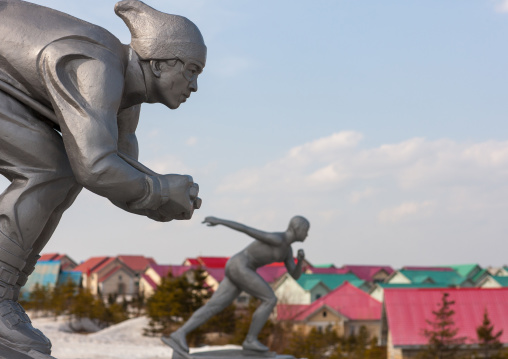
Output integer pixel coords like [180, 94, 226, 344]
[0, 0, 205, 356]
[164, 216, 310, 357]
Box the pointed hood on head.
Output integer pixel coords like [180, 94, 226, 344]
[115, 0, 206, 66]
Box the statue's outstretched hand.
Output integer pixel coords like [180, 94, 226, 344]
[297, 249, 305, 262]
[157, 174, 201, 220]
[202, 216, 220, 226]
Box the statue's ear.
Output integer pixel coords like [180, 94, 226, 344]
[150, 60, 162, 78]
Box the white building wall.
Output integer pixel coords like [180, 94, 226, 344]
[274, 275, 311, 304]
[387, 272, 411, 284]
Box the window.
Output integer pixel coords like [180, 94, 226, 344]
[315, 294, 321, 300]
[118, 282, 126, 295]
[118, 275, 122, 280]
[323, 310, 327, 318]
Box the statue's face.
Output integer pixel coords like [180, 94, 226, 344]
[153, 59, 203, 109]
[295, 225, 310, 242]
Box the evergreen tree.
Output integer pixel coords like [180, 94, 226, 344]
[477, 309, 504, 359]
[145, 268, 211, 339]
[421, 292, 465, 359]
[24, 283, 52, 315]
[286, 326, 339, 359]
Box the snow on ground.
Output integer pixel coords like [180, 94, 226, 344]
[32, 316, 242, 359]
[33, 316, 173, 359]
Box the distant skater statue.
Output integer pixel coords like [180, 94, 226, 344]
[0, 0, 205, 357]
[164, 215, 310, 356]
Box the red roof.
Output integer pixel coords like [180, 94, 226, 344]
[197, 257, 229, 268]
[342, 265, 394, 281]
[39, 253, 60, 261]
[118, 255, 156, 272]
[278, 282, 382, 321]
[402, 266, 453, 272]
[98, 265, 124, 282]
[384, 288, 508, 347]
[92, 257, 117, 274]
[184, 258, 201, 266]
[74, 257, 111, 274]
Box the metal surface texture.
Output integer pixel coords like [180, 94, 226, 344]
[0, 0, 206, 354]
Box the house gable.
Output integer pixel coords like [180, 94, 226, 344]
[386, 271, 411, 284]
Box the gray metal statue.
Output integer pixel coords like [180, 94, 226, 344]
[163, 216, 309, 357]
[0, 0, 204, 357]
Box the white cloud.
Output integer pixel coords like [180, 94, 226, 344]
[144, 155, 191, 175]
[378, 200, 436, 224]
[496, 0, 508, 13]
[186, 137, 198, 146]
[349, 187, 378, 204]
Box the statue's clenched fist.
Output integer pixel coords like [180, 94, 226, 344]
[297, 249, 305, 261]
[156, 174, 201, 221]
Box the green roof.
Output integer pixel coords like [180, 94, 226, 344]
[449, 264, 481, 278]
[493, 276, 508, 287]
[312, 263, 336, 268]
[400, 270, 464, 286]
[297, 273, 362, 291]
[472, 269, 489, 283]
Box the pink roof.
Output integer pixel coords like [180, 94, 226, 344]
[402, 266, 453, 272]
[205, 268, 226, 282]
[118, 255, 156, 272]
[276, 305, 308, 321]
[342, 265, 394, 281]
[152, 264, 197, 278]
[74, 257, 111, 274]
[384, 288, 508, 346]
[278, 282, 382, 321]
[308, 267, 350, 275]
[141, 274, 157, 289]
[257, 266, 287, 283]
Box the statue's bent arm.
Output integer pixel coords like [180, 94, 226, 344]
[215, 218, 284, 246]
[285, 248, 303, 280]
[38, 39, 152, 206]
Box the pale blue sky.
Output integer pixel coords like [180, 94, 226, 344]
[2, 0, 508, 267]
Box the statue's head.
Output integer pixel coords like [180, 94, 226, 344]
[115, 0, 206, 108]
[288, 216, 310, 242]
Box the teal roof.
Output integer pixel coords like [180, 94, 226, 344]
[297, 273, 362, 291]
[22, 261, 60, 292]
[377, 282, 449, 289]
[449, 264, 481, 278]
[400, 269, 464, 286]
[312, 263, 336, 268]
[58, 271, 82, 286]
[493, 276, 508, 287]
[472, 269, 489, 283]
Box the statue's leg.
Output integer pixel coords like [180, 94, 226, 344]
[0, 91, 81, 354]
[167, 278, 240, 352]
[230, 267, 277, 352]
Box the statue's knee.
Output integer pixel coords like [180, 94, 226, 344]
[265, 296, 277, 309]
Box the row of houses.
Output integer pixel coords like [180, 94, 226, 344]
[23, 254, 508, 358]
